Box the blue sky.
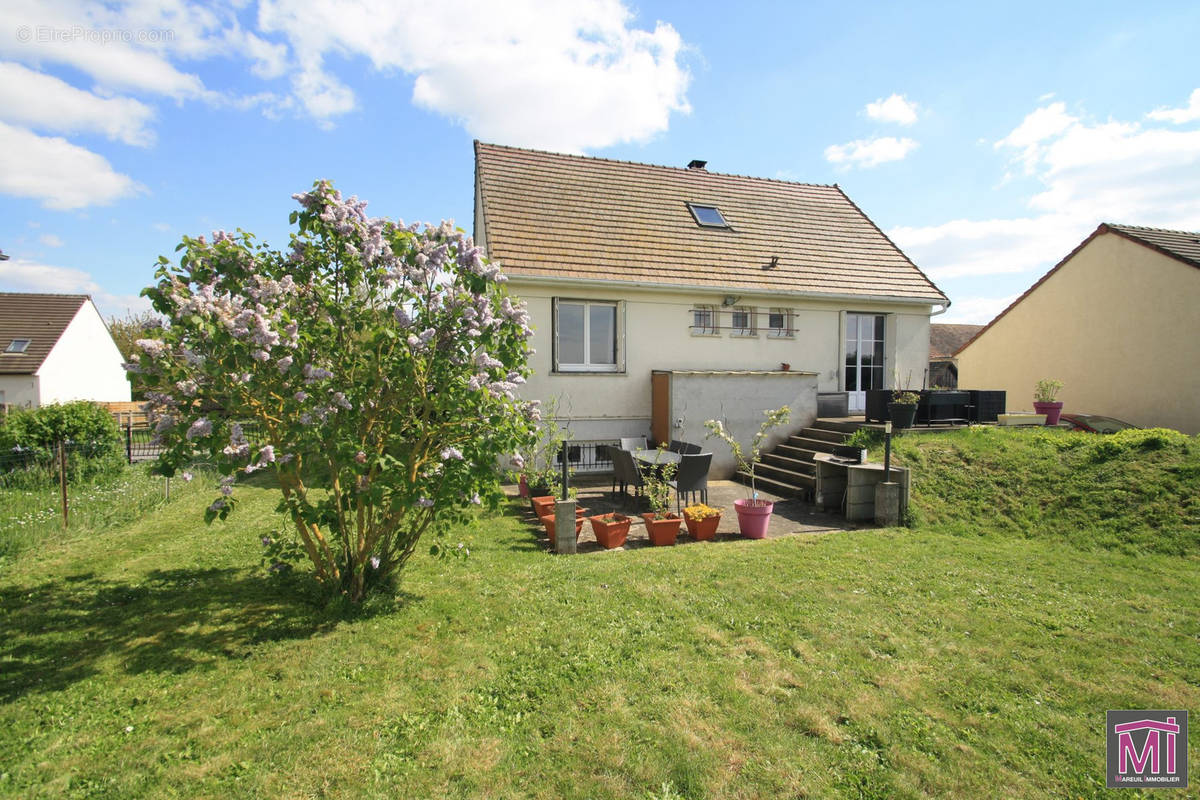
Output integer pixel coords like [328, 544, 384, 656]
[2, 0, 1199, 324]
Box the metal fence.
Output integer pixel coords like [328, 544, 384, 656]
[554, 440, 616, 474]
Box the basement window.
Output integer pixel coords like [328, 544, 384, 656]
[687, 203, 729, 228]
[6, 339, 30, 354]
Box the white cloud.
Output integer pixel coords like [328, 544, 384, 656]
[39, 234, 64, 247]
[938, 294, 1021, 325]
[892, 99, 1200, 281]
[0, 258, 151, 318]
[1147, 88, 1200, 124]
[0, 62, 156, 146]
[865, 93, 918, 126]
[825, 136, 918, 168]
[0, 121, 143, 210]
[256, 0, 691, 151]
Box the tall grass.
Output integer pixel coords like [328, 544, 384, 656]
[0, 463, 215, 561]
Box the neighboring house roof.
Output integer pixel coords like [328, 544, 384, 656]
[474, 141, 948, 303]
[953, 222, 1200, 356]
[930, 324, 983, 360]
[0, 293, 89, 375]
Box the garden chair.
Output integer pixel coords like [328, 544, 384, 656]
[610, 447, 646, 506]
[619, 436, 648, 452]
[670, 452, 711, 511]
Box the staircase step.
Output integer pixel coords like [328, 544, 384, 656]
[813, 418, 867, 434]
[734, 470, 814, 497]
[774, 443, 821, 462]
[800, 426, 849, 444]
[787, 435, 842, 455]
[761, 453, 816, 474]
[756, 462, 815, 484]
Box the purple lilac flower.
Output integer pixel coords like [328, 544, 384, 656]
[294, 390, 308, 402]
[369, 556, 381, 570]
[355, 451, 367, 464]
[416, 497, 434, 509]
[186, 418, 212, 440]
[181, 471, 194, 482]
[219, 476, 235, 496]
[277, 355, 293, 373]
[440, 446, 463, 461]
[257, 445, 276, 464]
[261, 535, 273, 546]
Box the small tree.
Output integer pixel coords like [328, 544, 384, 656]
[704, 406, 791, 500]
[131, 180, 538, 601]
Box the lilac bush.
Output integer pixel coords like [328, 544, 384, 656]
[132, 180, 537, 601]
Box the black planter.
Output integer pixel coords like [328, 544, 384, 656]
[888, 402, 917, 429]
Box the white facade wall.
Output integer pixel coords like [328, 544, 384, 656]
[36, 301, 131, 405]
[509, 278, 934, 440]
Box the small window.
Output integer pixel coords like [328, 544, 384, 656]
[687, 203, 729, 228]
[6, 339, 31, 354]
[691, 305, 718, 335]
[730, 306, 756, 337]
[767, 308, 794, 338]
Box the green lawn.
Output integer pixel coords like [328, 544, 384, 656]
[0, 430, 1197, 798]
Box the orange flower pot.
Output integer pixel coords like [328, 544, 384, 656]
[683, 512, 720, 540]
[641, 513, 682, 546]
[589, 514, 632, 549]
[540, 513, 584, 542]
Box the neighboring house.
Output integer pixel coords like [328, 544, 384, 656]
[0, 293, 131, 410]
[473, 142, 948, 474]
[928, 324, 983, 388]
[956, 223, 1200, 434]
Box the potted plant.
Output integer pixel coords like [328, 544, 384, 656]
[640, 449, 682, 546]
[589, 512, 632, 549]
[520, 397, 569, 500]
[888, 391, 920, 429]
[704, 406, 791, 538]
[1033, 378, 1064, 426]
[682, 503, 722, 540]
[539, 510, 585, 544]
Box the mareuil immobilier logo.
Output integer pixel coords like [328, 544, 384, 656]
[1107, 710, 1188, 788]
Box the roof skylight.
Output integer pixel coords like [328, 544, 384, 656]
[6, 339, 31, 353]
[687, 203, 729, 228]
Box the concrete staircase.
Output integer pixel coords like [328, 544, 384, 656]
[734, 418, 863, 500]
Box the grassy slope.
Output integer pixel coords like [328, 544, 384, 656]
[0, 430, 1197, 799]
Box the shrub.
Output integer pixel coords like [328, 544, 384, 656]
[132, 180, 538, 601]
[0, 401, 124, 484]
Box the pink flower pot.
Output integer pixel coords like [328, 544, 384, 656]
[733, 498, 773, 539]
[1033, 401, 1063, 426]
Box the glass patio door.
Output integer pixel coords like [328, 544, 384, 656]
[845, 313, 885, 414]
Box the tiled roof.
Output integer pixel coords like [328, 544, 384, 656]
[0, 293, 88, 374]
[474, 142, 947, 303]
[1106, 224, 1200, 269]
[930, 324, 984, 359]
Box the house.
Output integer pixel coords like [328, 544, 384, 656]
[473, 142, 948, 474]
[928, 323, 983, 388]
[0, 293, 131, 410]
[955, 223, 1200, 434]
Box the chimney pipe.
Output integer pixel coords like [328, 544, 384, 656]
[687, 159, 707, 170]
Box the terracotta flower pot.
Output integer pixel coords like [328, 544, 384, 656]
[733, 498, 773, 539]
[1033, 401, 1064, 426]
[540, 513, 583, 542]
[589, 514, 632, 549]
[684, 512, 720, 540]
[518, 474, 530, 498]
[530, 494, 555, 516]
[641, 513, 682, 546]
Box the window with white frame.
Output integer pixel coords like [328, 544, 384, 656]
[554, 299, 620, 372]
[730, 306, 756, 336]
[767, 308, 794, 338]
[691, 305, 718, 335]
